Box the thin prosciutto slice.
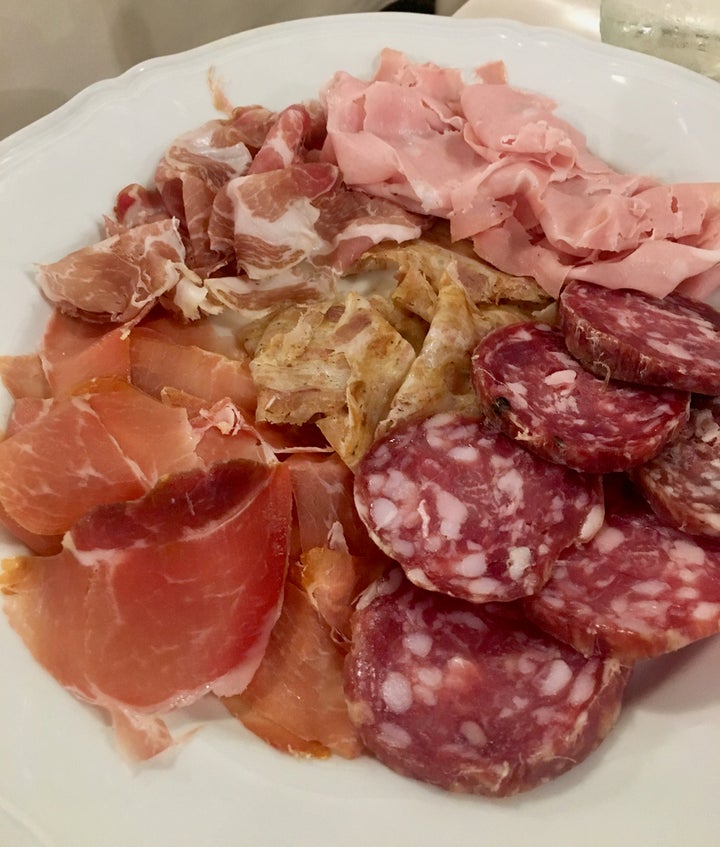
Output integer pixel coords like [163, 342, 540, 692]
[3, 460, 292, 759]
[129, 326, 257, 414]
[0, 385, 201, 536]
[36, 218, 191, 323]
[153, 118, 255, 275]
[222, 581, 362, 759]
[39, 309, 131, 397]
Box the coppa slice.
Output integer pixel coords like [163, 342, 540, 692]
[344, 570, 631, 797]
[634, 397, 720, 537]
[472, 322, 689, 473]
[2, 460, 292, 759]
[353, 412, 604, 603]
[559, 280, 720, 395]
[523, 501, 720, 661]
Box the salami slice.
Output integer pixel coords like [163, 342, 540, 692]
[353, 412, 604, 603]
[344, 570, 631, 797]
[471, 321, 689, 473]
[634, 397, 720, 538]
[559, 280, 720, 395]
[523, 501, 720, 662]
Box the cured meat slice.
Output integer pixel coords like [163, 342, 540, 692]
[559, 280, 720, 394]
[111, 183, 169, 233]
[40, 310, 131, 397]
[472, 321, 690, 473]
[523, 502, 720, 661]
[153, 117, 254, 275]
[209, 162, 341, 278]
[0, 386, 201, 536]
[129, 327, 257, 414]
[285, 452, 378, 556]
[344, 570, 630, 796]
[222, 581, 362, 759]
[0, 354, 51, 400]
[36, 219, 191, 324]
[353, 412, 604, 603]
[633, 398, 720, 537]
[299, 546, 388, 641]
[248, 104, 314, 174]
[3, 460, 292, 758]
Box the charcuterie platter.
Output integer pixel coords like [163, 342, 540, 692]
[1, 13, 719, 847]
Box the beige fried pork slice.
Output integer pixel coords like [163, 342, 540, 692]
[250, 291, 415, 467]
[378, 262, 527, 437]
[356, 221, 551, 311]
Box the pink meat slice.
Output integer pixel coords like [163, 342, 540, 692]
[321, 49, 720, 299]
[0, 385, 201, 536]
[285, 452, 378, 556]
[353, 412, 604, 603]
[633, 397, 720, 537]
[3, 460, 292, 759]
[209, 162, 341, 278]
[472, 321, 690, 473]
[36, 219, 189, 323]
[523, 501, 720, 661]
[560, 280, 720, 395]
[153, 117, 254, 275]
[39, 309, 131, 397]
[129, 327, 257, 414]
[344, 570, 631, 797]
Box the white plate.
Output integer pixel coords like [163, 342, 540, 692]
[1, 12, 720, 847]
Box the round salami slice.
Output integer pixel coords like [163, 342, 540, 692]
[344, 570, 631, 797]
[353, 412, 604, 604]
[559, 280, 720, 395]
[634, 397, 720, 538]
[523, 502, 720, 662]
[471, 321, 689, 473]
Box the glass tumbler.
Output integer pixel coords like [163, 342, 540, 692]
[599, 0, 720, 80]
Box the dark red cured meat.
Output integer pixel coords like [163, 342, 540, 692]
[3, 460, 292, 758]
[353, 412, 604, 603]
[559, 280, 720, 395]
[471, 321, 690, 473]
[633, 397, 720, 537]
[523, 501, 720, 661]
[344, 570, 630, 797]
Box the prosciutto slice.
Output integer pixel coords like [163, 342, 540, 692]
[3, 460, 292, 759]
[0, 385, 201, 537]
[36, 218, 191, 323]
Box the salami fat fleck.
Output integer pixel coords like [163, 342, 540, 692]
[353, 412, 604, 603]
[344, 570, 631, 797]
[471, 321, 689, 473]
[559, 280, 720, 395]
[634, 397, 720, 538]
[523, 501, 720, 662]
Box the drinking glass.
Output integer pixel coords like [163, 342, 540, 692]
[600, 0, 720, 80]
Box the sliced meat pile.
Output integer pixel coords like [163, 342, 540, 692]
[2, 49, 720, 801]
[321, 48, 720, 300]
[348, 270, 720, 794]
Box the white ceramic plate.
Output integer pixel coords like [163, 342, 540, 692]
[1, 13, 720, 847]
